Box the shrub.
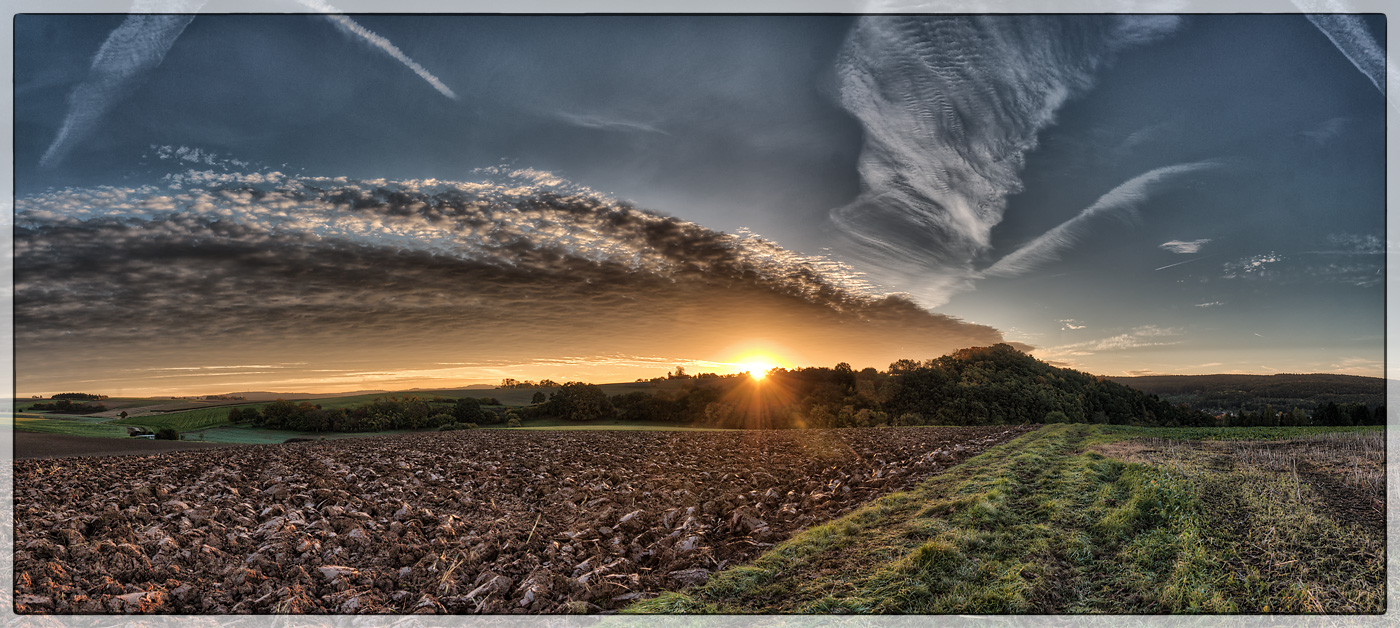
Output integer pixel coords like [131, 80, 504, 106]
[155, 427, 180, 440]
[506, 417, 522, 428]
[438, 422, 480, 431]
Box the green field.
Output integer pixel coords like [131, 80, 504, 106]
[12, 414, 130, 439]
[112, 407, 247, 432]
[631, 423, 1384, 614]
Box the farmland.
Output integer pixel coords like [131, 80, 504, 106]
[635, 424, 1385, 613]
[12, 424, 1027, 613]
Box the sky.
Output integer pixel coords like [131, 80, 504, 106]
[11, 12, 1387, 396]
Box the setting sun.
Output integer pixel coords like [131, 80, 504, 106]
[735, 356, 780, 380]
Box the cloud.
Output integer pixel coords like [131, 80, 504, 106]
[1299, 116, 1349, 144]
[16, 169, 1015, 393]
[1326, 356, 1384, 377]
[1194, 301, 1223, 308]
[295, 0, 457, 100]
[548, 110, 670, 136]
[983, 161, 1218, 277]
[1318, 233, 1383, 254]
[1294, 3, 1387, 98]
[1218, 248, 1380, 288]
[1059, 319, 1086, 331]
[1036, 325, 1182, 358]
[40, 2, 456, 168]
[1220, 253, 1284, 279]
[1159, 238, 1210, 254]
[40, 8, 201, 167]
[829, 15, 1186, 304]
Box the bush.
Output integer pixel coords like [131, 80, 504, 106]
[438, 422, 480, 431]
[506, 417, 522, 428]
[154, 427, 180, 440]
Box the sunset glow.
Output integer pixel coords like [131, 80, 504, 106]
[10, 13, 1384, 396]
[741, 361, 776, 381]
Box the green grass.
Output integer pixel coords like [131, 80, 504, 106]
[628, 424, 1384, 614]
[112, 407, 245, 432]
[12, 414, 130, 438]
[1098, 425, 1383, 441]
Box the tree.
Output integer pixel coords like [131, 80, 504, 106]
[452, 397, 486, 424]
[834, 362, 856, 394]
[531, 391, 547, 404]
[547, 382, 614, 421]
[155, 427, 180, 440]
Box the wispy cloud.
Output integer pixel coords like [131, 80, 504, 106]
[1159, 238, 1210, 254]
[1299, 116, 1349, 144]
[1195, 301, 1223, 308]
[1059, 319, 1086, 331]
[40, 1, 456, 168]
[295, 0, 457, 100]
[40, 7, 201, 167]
[1325, 356, 1384, 377]
[1036, 325, 1183, 358]
[1294, 2, 1387, 99]
[829, 15, 1186, 304]
[549, 110, 670, 135]
[983, 161, 1218, 278]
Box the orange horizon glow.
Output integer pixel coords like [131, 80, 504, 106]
[729, 348, 788, 382]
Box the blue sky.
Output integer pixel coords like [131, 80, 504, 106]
[11, 13, 1386, 394]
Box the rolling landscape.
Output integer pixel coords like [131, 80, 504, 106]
[8, 9, 1388, 618]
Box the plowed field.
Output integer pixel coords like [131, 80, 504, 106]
[14, 425, 1029, 614]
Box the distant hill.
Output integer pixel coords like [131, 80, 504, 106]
[1108, 373, 1385, 413]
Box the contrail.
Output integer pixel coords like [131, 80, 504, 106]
[40, 3, 204, 168]
[40, 0, 456, 167]
[296, 0, 458, 100]
[1293, 1, 1392, 108]
[1154, 254, 1217, 271]
[983, 161, 1219, 278]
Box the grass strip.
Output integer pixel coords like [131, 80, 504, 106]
[629, 424, 1383, 614]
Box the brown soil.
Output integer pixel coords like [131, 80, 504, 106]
[12, 425, 1029, 614]
[14, 432, 238, 460]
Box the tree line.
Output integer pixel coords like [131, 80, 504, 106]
[28, 399, 107, 414]
[531, 345, 1215, 428]
[229, 395, 517, 433]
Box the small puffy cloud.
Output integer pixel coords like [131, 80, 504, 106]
[1219, 248, 1380, 288]
[1221, 253, 1284, 279]
[1159, 239, 1210, 254]
[1059, 319, 1086, 330]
